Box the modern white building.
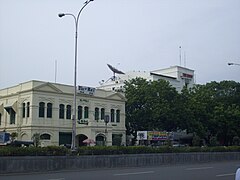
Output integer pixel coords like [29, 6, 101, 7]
[98, 66, 195, 92]
[0, 80, 126, 147]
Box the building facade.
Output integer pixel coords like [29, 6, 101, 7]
[98, 65, 195, 92]
[0, 80, 126, 147]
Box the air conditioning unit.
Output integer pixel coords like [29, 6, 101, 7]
[77, 119, 88, 125]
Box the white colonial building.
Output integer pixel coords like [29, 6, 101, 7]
[0, 80, 126, 147]
[98, 65, 195, 92]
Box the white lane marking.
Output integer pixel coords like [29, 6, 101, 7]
[114, 171, 154, 176]
[216, 173, 235, 177]
[185, 167, 213, 170]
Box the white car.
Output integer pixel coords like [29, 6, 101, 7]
[236, 168, 240, 180]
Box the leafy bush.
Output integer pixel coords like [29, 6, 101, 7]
[77, 146, 240, 155]
[0, 146, 70, 156]
[0, 146, 239, 156]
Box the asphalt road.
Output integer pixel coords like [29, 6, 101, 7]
[1, 161, 239, 180]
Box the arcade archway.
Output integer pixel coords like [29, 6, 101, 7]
[77, 134, 88, 147]
[95, 134, 106, 146]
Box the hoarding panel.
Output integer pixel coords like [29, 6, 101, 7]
[148, 131, 168, 141]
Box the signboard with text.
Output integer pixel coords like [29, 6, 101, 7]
[147, 131, 168, 141]
[77, 86, 95, 95]
[137, 131, 148, 140]
[0, 132, 10, 144]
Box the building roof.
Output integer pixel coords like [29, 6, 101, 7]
[150, 72, 177, 80]
[0, 80, 126, 102]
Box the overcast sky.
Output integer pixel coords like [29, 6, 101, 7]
[0, 0, 239, 89]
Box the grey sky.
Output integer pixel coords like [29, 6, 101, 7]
[0, 0, 239, 89]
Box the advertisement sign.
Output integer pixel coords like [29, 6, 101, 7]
[0, 132, 4, 143]
[77, 86, 95, 95]
[147, 131, 168, 141]
[0, 132, 10, 144]
[137, 131, 148, 140]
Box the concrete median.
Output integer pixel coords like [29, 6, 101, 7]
[0, 152, 239, 174]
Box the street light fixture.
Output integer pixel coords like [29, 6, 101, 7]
[104, 115, 109, 146]
[228, 62, 240, 66]
[58, 0, 94, 151]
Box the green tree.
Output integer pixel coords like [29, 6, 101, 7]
[192, 134, 201, 146]
[233, 136, 240, 146]
[213, 104, 240, 145]
[32, 133, 40, 147]
[125, 78, 154, 136]
[188, 81, 240, 146]
[150, 80, 179, 131]
[209, 136, 218, 146]
[177, 87, 199, 134]
[112, 134, 123, 146]
[10, 132, 18, 142]
[125, 78, 240, 146]
[125, 78, 179, 139]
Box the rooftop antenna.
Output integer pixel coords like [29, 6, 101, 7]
[54, 60, 57, 83]
[184, 51, 186, 67]
[194, 72, 197, 84]
[179, 46, 182, 66]
[116, 63, 120, 68]
[107, 64, 125, 81]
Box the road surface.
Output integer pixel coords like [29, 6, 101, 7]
[0, 161, 239, 180]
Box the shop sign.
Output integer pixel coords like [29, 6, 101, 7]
[148, 131, 168, 140]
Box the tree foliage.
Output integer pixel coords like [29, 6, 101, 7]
[125, 79, 240, 146]
[32, 133, 41, 147]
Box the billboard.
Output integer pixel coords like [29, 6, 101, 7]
[137, 131, 168, 141]
[147, 131, 168, 141]
[77, 86, 95, 95]
[0, 132, 10, 144]
[137, 131, 148, 140]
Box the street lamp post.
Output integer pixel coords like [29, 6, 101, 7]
[228, 62, 240, 66]
[58, 0, 94, 151]
[104, 115, 109, 146]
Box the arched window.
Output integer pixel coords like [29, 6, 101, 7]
[95, 107, 99, 120]
[27, 102, 30, 117]
[40, 133, 51, 140]
[116, 110, 120, 123]
[101, 108, 105, 120]
[111, 109, 115, 122]
[10, 109, 16, 124]
[47, 103, 52, 118]
[66, 105, 71, 119]
[95, 134, 105, 146]
[59, 104, 64, 119]
[84, 106, 89, 119]
[22, 103, 26, 118]
[78, 106, 82, 120]
[39, 102, 45, 118]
